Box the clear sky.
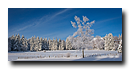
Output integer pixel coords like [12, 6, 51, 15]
[8, 8, 122, 40]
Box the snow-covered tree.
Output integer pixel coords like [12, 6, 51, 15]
[104, 33, 115, 51]
[51, 38, 54, 50]
[59, 39, 65, 50]
[48, 38, 52, 50]
[39, 37, 43, 51]
[21, 35, 28, 51]
[30, 36, 34, 51]
[118, 40, 122, 53]
[58, 39, 61, 50]
[50, 38, 58, 50]
[55, 38, 58, 50]
[27, 39, 31, 50]
[114, 36, 120, 50]
[8, 38, 12, 51]
[13, 34, 21, 51]
[92, 36, 105, 50]
[67, 16, 95, 50]
[119, 34, 122, 40]
[43, 38, 48, 50]
[33, 36, 40, 51]
[118, 34, 122, 53]
[10, 35, 15, 51]
[66, 38, 72, 50]
[61, 40, 66, 50]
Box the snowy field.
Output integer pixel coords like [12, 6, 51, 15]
[8, 50, 122, 61]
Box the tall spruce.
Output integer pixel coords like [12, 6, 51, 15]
[30, 36, 34, 51]
[10, 35, 15, 51]
[66, 38, 72, 50]
[21, 35, 28, 51]
[8, 38, 12, 51]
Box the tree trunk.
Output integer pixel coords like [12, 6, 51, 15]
[82, 48, 84, 58]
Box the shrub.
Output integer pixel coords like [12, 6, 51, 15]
[43, 50, 46, 52]
[66, 52, 71, 58]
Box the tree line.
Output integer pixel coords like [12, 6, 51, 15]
[8, 33, 122, 52]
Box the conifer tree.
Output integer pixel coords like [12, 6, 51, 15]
[27, 38, 31, 50]
[118, 40, 122, 53]
[13, 34, 21, 51]
[33, 36, 39, 51]
[21, 35, 28, 51]
[58, 39, 61, 50]
[10, 35, 15, 51]
[105, 33, 115, 51]
[30, 36, 34, 51]
[61, 40, 65, 50]
[39, 37, 43, 51]
[8, 38, 12, 51]
[66, 38, 72, 50]
[55, 38, 58, 50]
[48, 38, 52, 50]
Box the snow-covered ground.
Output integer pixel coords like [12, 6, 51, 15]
[8, 50, 122, 61]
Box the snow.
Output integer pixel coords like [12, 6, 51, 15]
[8, 50, 122, 61]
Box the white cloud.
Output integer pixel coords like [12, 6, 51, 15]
[96, 16, 121, 24]
[17, 23, 35, 31]
[54, 8, 71, 16]
[90, 20, 95, 24]
[13, 9, 71, 32]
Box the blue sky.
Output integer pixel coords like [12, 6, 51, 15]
[8, 8, 122, 40]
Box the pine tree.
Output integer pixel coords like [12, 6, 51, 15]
[51, 38, 58, 50]
[27, 38, 31, 50]
[120, 34, 122, 40]
[92, 36, 105, 50]
[30, 36, 34, 51]
[48, 38, 52, 50]
[10, 35, 15, 51]
[105, 33, 115, 51]
[119, 34, 120, 40]
[61, 40, 65, 50]
[51, 38, 55, 50]
[13, 34, 21, 51]
[8, 38, 12, 51]
[45, 38, 48, 50]
[33, 36, 39, 51]
[21, 35, 28, 51]
[55, 38, 58, 50]
[42, 38, 45, 50]
[43, 38, 48, 50]
[25, 38, 28, 50]
[66, 38, 72, 50]
[58, 39, 61, 50]
[118, 40, 122, 53]
[13, 34, 17, 51]
[114, 36, 120, 50]
[39, 37, 43, 51]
